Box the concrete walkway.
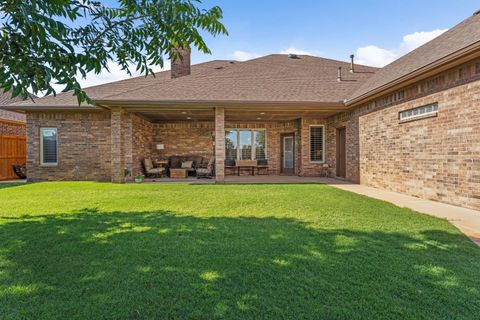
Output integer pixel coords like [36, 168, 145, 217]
[322, 178, 480, 246]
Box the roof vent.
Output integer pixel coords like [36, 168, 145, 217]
[474, 9, 480, 15]
[288, 53, 300, 59]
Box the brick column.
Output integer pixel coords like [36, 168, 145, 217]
[124, 112, 133, 182]
[215, 107, 225, 183]
[111, 108, 125, 183]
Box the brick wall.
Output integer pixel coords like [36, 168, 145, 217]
[359, 81, 480, 210]
[145, 120, 317, 175]
[326, 57, 480, 210]
[0, 119, 26, 136]
[299, 118, 327, 176]
[26, 111, 112, 182]
[131, 115, 154, 178]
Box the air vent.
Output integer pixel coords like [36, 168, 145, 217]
[474, 9, 480, 15]
[288, 53, 300, 59]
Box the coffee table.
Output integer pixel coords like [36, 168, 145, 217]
[170, 168, 188, 179]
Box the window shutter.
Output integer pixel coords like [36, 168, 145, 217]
[310, 126, 324, 162]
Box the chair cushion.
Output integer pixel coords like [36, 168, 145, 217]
[181, 161, 193, 169]
[147, 168, 164, 174]
[144, 158, 154, 171]
[169, 156, 183, 169]
[186, 155, 203, 167]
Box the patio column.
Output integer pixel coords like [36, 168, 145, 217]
[215, 107, 225, 183]
[111, 107, 125, 183]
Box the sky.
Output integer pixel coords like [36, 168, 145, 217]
[76, 0, 480, 88]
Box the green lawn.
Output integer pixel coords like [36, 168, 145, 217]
[0, 182, 479, 319]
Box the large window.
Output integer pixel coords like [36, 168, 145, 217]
[310, 125, 324, 162]
[40, 128, 58, 165]
[225, 129, 266, 160]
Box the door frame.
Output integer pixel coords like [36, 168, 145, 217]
[280, 132, 295, 175]
[336, 127, 346, 178]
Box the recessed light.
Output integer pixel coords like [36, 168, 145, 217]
[260, 112, 265, 115]
[187, 117, 192, 120]
[256, 117, 261, 120]
[181, 111, 187, 114]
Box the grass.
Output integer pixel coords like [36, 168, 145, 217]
[0, 182, 479, 319]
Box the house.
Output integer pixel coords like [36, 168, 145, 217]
[2, 12, 480, 210]
[0, 91, 26, 180]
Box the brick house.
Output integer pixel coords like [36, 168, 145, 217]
[2, 13, 480, 210]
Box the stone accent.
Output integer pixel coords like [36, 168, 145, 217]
[26, 111, 111, 182]
[215, 107, 225, 183]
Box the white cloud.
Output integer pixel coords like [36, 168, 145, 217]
[355, 45, 398, 68]
[355, 28, 447, 67]
[279, 46, 316, 56]
[232, 50, 260, 61]
[401, 29, 447, 51]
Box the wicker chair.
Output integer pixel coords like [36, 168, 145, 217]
[142, 158, 165, 178]
[196, 158, 214, 179]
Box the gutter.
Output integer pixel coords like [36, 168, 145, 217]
[345, 41, 480, 108]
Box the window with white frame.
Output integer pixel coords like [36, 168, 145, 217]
[310, 125, 325, 162]
[399, 103, 438, 121]
[225, 129, 266, 160]
[40, 128, 58, 165]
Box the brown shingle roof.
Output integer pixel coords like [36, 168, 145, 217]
[348, 12, 480, 103]
[10, 55, 377, 108]
[0, 91, 26, 122]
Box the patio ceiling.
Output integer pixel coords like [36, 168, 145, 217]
[131, 105, 346, 122]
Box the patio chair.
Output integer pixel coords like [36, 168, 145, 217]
[142, 158, 165, 178]
[196, 158, 214, 179]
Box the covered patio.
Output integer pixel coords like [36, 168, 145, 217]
[103, 103, 348, 183]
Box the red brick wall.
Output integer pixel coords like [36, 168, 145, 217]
[26, 111, 112, 182]
[0, 119, 26, 136]
[359, 81, 480, 210]
[327, 57, 480, 210]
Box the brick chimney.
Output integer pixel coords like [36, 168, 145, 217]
[171, 47, 191, 79]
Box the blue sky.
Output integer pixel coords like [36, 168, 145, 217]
[79, 0, 480, 87]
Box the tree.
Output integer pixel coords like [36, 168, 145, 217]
[0, 0, 227, 104]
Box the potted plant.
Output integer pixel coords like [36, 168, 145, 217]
[135, 174, 144, 183]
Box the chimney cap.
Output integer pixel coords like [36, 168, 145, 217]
[288, 53, 300, 59]
[474, 9, 480, 15]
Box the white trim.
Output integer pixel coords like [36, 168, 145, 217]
[309, 125, 325, 163]
[40, 127, 58, 166]
[399, 103, 438, 122]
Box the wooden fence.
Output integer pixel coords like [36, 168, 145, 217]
[0, 134, 26, 180]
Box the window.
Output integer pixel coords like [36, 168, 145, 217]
[310, 125, 325, 162]
[40, 128, 58, 165]
[399, 103, 438, 122]
[225, 129, 266, 160]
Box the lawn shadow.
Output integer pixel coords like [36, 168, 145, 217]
[0, 182, 27, 190]
[0, 209, 479, 319]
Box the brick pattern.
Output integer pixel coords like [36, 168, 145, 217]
[111, 109, 125, 183]
[0, 120, 26, 136]
[299, 118, 327, 176]
[359, 81, 480, 210]
[26, 111, 111, 182]
[327, 58, 480, 210]
[215, 107, 225, 182]
[131, 115, 154, 178]
[171, 47, 191, 79]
